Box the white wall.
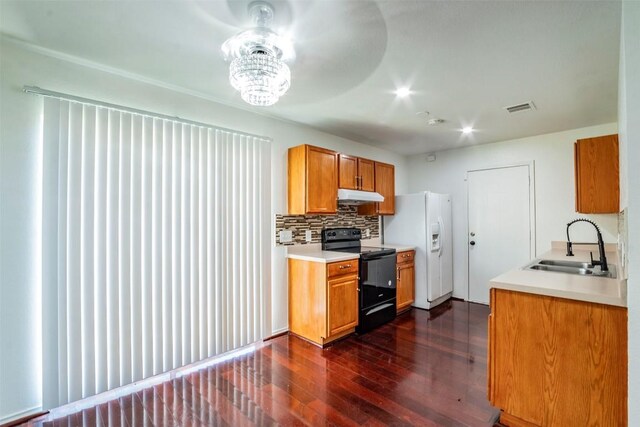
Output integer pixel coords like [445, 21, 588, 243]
[0, 38, 408, 422]
[405, 123, 619, 299]
[619, 1, 640, 424]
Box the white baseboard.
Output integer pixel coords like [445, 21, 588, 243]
[0, 405, 43, 425]
[267, 327, 288, 338]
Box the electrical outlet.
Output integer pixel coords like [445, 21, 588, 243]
[365, 228, 371, 238]
[305, 230, 312, 242]
[279, 229, 293, 243]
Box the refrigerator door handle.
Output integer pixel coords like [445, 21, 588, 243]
[438, 216, 444, 258]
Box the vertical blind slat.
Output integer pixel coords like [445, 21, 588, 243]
[94, 107, 109, 394]
[130, 115, 143, 382]
[80, 105, 96, 398]
[190, 126, 199, 362]
[57, 101, 70, 404]
[206, 129, 215, 357]
[181, 125, 191, 364]
[42, 98, 269, 408]
[42, 98, 61, 409]
[171, 124, 182, 369]
[161, 121, 173, 372]
[141, 116, 154, 379]
[119, 113, 132, 386]
[151, 118, 162, 375]
[106, 110, 121, 390]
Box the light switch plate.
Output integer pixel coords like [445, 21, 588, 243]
[305, 230, 312, 242]
[279, 229, 293, 243]
[365, 228, 371, 238]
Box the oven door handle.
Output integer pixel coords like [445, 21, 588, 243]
[363, 252, 396, 261]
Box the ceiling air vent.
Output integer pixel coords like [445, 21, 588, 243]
[504, 101, 536, 114]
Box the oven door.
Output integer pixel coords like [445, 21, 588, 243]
[359, 253, 397, 309]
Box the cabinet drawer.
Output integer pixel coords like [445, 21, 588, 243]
[397, 250, 414, 264]
[327, 259, 358, 277]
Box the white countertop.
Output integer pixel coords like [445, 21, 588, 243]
[285, 239, 415, 263]
[490, 242, 627, 307]
[286, 244, 359, 263]
[375, 243, 416, 252]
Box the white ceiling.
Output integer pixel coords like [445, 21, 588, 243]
[0, 0, 621, 154]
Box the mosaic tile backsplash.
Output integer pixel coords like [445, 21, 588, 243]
[275, 205, 380, 246]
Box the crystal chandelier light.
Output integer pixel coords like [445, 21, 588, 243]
[222, 2, 295, 107]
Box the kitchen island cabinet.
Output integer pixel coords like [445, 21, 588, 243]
[288, 258, 359, 346]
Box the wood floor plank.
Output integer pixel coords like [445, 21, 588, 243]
[24, 301, 499, 427]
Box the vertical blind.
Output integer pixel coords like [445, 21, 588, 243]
[41, 97, 270, 409]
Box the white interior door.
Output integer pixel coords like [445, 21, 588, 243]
[468, 165, 532, 304]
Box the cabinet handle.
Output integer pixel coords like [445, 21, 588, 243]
[397, 268, 400, 280]
[339, 264, 352, 269]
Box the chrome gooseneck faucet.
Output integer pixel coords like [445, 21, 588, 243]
[566, 218, 608, 272]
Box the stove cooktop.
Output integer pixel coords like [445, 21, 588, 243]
[331, 246, 396, 258]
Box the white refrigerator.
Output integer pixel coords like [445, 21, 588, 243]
[384, 192, 453, 310]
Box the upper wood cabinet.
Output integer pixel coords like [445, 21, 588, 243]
[288, 144, 338, 215]
[338, 155, 375, 191]
[358, 161, 395, 215]
[358, 158, 375, 191]
[574, 134, 619, 213]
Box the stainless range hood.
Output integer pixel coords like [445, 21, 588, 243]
[337, 189, 384, 205]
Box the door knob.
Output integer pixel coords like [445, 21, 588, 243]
[470, 241, 476, 246]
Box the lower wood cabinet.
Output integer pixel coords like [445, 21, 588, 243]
[289, 258, 359, 346]
[396, 250, 415, 312]
[488, 288, 627, 426]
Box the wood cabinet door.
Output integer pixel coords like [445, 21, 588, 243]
[306, 146, 338, 214]
[338, 154, 358, 190]
[375, 162, 395, 214]
[575, 134, 619, 213]
[397, 262, 415, 311]
[491, 289, 627, 426]
[327, 275, 359, 337]
[358, 158, 375, 191]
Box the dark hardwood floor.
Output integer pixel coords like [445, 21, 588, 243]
[25, 300, 499, 426]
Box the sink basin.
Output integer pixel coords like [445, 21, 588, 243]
[529, 264, 593, 275]
[538, 259, 593, 269]
[525, 259, 617, 279]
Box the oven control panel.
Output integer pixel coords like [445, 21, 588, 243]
[322, 228, 361, 242]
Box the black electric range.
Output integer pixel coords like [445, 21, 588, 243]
[321, 228, 397, 333]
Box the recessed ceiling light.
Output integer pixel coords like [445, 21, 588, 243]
[462, 126, 474, 134]
[395, 87, 412, 98]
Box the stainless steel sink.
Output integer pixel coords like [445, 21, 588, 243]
[538, 259, 593, 269]
[525, 259, 616, 278]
